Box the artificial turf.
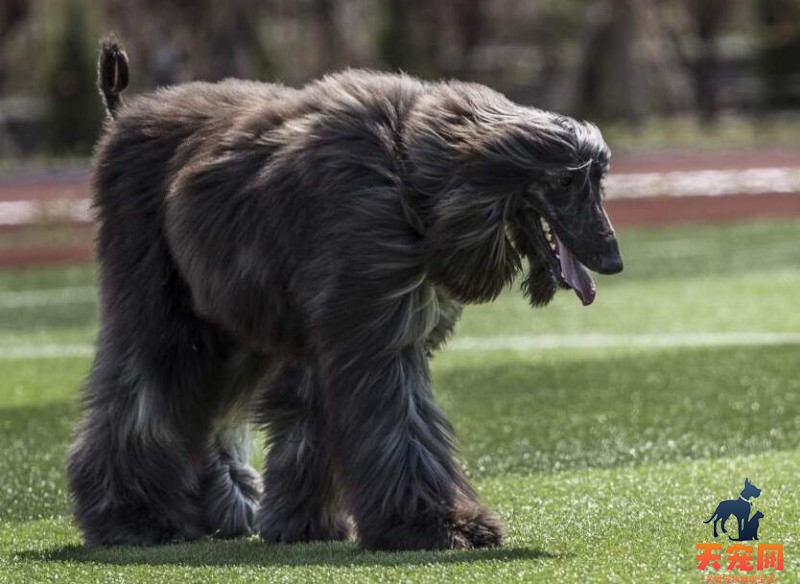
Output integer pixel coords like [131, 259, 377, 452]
[1, 219, 799, 583]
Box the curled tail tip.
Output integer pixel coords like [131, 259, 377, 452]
[100, 33, 121, 54]
[98, 34, 129, 92]
[98, 34, 129, 119]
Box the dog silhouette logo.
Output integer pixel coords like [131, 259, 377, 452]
[696, 478, 784, 573]
[704, 478, 763, 540]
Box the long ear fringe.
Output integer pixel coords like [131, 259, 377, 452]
[425, 190, 521, 303]
[507, 219, 559, 307]
[520, 261, 558, 307]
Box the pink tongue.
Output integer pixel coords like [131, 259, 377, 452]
[556, 236, 596, 306]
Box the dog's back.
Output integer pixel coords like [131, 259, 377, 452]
[705, 498, 749, 521]
[92, 45, 431, 348]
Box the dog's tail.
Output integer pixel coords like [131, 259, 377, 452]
[97, 35, 129, 120]
[703, 514, 715, 524]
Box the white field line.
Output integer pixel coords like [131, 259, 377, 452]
[0, 286, 96, 308]
[447, 333, 800, 352]
[2, 332, 800, 360]
[604, 167, 800, 199]
[0, 199, 91, 226]
[1, 166, 800, 226]
[0, 344, 95, 359]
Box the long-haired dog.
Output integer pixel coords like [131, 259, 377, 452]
[67, 37, 623, 550]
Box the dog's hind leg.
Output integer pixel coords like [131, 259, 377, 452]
[66, 241, 237, 544]
[257, 362, 351, 543]
[67, 333, 222, 546]
[199, 350, 267, 538]
[200, 419, 261, 538]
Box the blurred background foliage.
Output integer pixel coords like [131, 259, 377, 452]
[0, 0, 799, 158]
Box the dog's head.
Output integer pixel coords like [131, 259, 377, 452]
[406, 84, 622, 306]
[509, 120, 622, 307]
[743, 478, 762, 499]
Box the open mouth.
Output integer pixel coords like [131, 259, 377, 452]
[534, 216, 597, 306]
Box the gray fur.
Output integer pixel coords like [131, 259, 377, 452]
[67, 38, 622, 550]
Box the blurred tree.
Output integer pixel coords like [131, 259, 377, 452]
[455, 0, 484, 56]
[1, 0, 792, 160]
[660, 0, 734, 124]
[569, 0, 737, 124]
[377, 0, 486, 78]
[439, 0, 485, 77]
[0, 0, 29, 89]
[46, 2, 102, 155]
[100, 0, 276, 86]
[378, 0, 432, 75]
[313, 0, 347, 73]
[572, 0, 642, 123]
[757, 0, 800, 109]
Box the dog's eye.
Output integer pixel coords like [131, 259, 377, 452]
[558, 174, 574, 188]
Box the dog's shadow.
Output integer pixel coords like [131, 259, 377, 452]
[19, 539, 561, 568]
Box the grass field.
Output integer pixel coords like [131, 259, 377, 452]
[1, 219, 799, 583]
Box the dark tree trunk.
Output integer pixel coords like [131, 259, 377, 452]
[686, 0, 731, 124]
[313, 0, 345, 73]
[574, 0, 641, 123]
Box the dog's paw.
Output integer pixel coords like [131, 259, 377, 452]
[359, 503, 504, 551]
[82, 508, 207, 547]
[447, 504, 504, 549]
[201, 459, 262, 539]
[259, 512, 352, 544]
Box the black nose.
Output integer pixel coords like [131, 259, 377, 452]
[597, 253, 623, 275]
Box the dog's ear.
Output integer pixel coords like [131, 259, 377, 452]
[745, 478, 750, 488]
[425, 187, 521, 304]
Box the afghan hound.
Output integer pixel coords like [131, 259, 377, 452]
[67, 37, 623, 550]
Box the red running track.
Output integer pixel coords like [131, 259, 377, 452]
[1, 151, 800, 267]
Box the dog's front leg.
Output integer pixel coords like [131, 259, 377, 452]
[320, 343, 503, 551]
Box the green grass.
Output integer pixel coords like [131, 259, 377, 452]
[604, 114, 800, 152]
[1, 219, 799, 582]
[0, 225, 92, 248]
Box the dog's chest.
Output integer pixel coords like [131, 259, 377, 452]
[423, 285, 463, 351]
